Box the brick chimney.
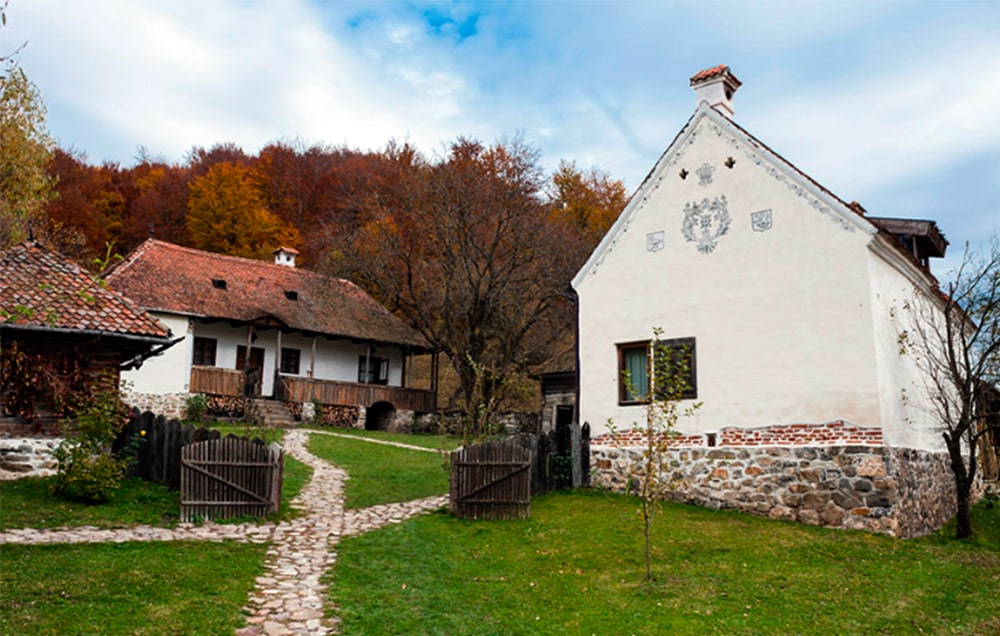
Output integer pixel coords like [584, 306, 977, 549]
[273, 246, 299, 267]
[690, 65, 742, 119]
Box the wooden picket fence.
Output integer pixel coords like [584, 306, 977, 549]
[180, 437, 283, 522]
[450, 440, 532, 520]
[117, 411, 223, 489]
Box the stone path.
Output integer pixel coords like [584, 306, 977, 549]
[0, 429, 450, 636]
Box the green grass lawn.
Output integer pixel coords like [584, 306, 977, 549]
[0, 540, 266, 635]
[328, 490, 1000, 635]
[0, 476, 179, 530]
[0, 455, 311, 529]
[306, 426, 461, 451]
[308, 433, 449, 508]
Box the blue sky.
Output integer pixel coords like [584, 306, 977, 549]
[6, 0, 999, 274]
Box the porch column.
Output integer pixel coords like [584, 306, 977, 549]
[276, 329, 283, 368]
[431, 351, 439, 394]
[244, 325, 253, 371]
[363, 345, 371, 384]
[310, 336, 317, 378]
[401, 347, 408, 388]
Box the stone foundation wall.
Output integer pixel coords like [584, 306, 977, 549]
[0, 437, 61, 480]
[123, 392, 190, 421]
[591, 443, 956, 538]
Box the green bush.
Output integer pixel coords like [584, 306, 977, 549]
[186, 393, 207, 422]
[51, 447, 124, 502]
[52, 372, 130, 503]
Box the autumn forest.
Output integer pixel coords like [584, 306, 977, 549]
[2, 35, 631, 419]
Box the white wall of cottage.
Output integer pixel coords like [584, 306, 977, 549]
[122, 313, 192, 393]
[123, 315, 407, 399]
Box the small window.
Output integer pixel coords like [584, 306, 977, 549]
[358, 356, 389, 385]
[617, 337, 696, 405]
[284, 290, 298, 301]
[212, 278, 227, 290]
[280, 347, 300, 375]
[192, 337, 217, 366]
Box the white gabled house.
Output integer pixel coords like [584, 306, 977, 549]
[574, 66, 963, 537]
[106, 240, 437, 428]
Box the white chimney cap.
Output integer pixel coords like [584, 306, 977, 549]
[690, 65, 742, 119]
[272, 246, 299, 267]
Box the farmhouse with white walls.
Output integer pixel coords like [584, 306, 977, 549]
[106, 240, 436, 428]
[574, 65, 964, 537]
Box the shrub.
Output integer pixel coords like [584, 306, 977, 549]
[186, 393, 207, 422]
[52, 372, 131, 503]
[51, 447, 125, 502]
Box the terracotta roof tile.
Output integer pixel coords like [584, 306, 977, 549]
[690, 64, 740, 87]
[106, 240, 430, 350]
[0, 242, 171, 338]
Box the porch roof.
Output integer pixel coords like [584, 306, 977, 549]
[106, 240, 430, 350]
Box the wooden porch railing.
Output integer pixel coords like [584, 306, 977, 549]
[190, 366, 245, 397]
[275, 376, 436, 412]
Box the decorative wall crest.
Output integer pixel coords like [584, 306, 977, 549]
[696, 162, 715, 187]
[682, 196, 731, 254]
[751, 209, 773, 232]
[646, 231, 665, 252]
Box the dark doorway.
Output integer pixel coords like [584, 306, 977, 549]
[236, 346, 265, 397]
[553, 406, 575, 488]
[366, 402, 396, 431]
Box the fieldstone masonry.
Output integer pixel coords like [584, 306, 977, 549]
[0, 437, 60, 480]
[124, 391, 190, 420]
[592, 438, 959, 538]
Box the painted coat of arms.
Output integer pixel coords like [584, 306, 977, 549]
[681, 195, 731, 254]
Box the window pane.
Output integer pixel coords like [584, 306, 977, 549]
[624, 346, 648, 401]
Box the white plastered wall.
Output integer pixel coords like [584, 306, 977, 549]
[121, 313, 191, 393]
[576, 116, 884, 438]
[866, 244, 948, 451]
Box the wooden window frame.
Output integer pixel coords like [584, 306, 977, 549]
[192, 337, 217, 367]
[280, 347, 301, 375]
[358, 356, 389, 385]
[616, 337, 697, 405]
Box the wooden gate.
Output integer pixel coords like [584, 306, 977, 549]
[180, 436, 283, 522]
[450, 440, 531, 520]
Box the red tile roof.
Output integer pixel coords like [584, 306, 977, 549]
[106, 240, 430, 350]
[0, 241, 171, 339]
[689, 64, 741, 87]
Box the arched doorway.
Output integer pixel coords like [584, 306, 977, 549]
[365, 401, 395, 431]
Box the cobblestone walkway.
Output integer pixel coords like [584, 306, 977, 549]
[0, 429, 449, 636]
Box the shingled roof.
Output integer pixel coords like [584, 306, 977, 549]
[105, 239, 430, 350]
[0, 241, 171, 340]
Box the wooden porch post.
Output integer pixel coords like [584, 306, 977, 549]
[244, 325, 253, 371]
[310, 336, 316, 379]
[276, 329, 283, 368]
[363, 345, 371, 384]
[431, 351, 439, 394]
[401, 347, 408, 388]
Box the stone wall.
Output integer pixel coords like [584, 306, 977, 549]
[591, 442, 956, 538]
[0, 437, 61, 480]
[412, 410, 540, 436]
[123, 391, 189, 421]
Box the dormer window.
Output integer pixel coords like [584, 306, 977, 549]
[212, 278, 227, 290]
[284, 290, 298, 301]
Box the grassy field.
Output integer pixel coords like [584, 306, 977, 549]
[0, 540, 267, 636]
[307, 432, 449, 508]
[328, 490, 1000, 635]
[0, 455, 311, 529]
